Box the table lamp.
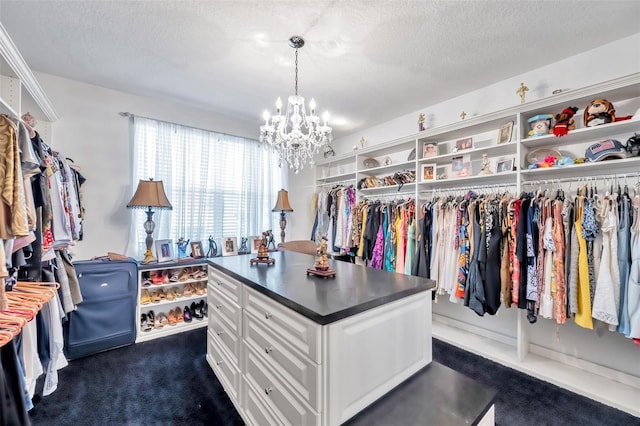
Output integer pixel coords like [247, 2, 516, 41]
[127, 179, 172, 263]
[272, 188, 293, 244]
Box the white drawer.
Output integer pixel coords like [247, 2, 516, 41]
[244, 286, 321, 364]
[244, 311, 320, 410]
[244, 345, 320, 426]
[208, 305, 241, 366]
[207, 330, 240, 403]
[243, 379, 281, 426]
[208, 286, 241, 336]
[208, 267, 242, 305]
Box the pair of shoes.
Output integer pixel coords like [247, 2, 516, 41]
[169, 269, 180, 282]
[179, 268, 192, 282]
[191, 300, 206, 320]
[140, 313, 152, 332]
[183, 283, 194, 297]
[192, 269, 207, 279]
[193, 282, 206, 296]
[147, 310, 156, 328]
[140, 289, 151, 305]
[166, 287, 181, 301]
[150, 271, 164, 285]
[167, 308, 184, 325]
[183, 305, 193, 322]
[157, 312, 168, 327]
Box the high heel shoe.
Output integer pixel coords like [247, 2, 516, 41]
[167, 309, 177, 326]
[175, 306, 184, 323]
[140, 289, 151, 305]
[157, 312, 168, 328]
[191, 301, 203, 320]
[140, 313, 152, 332]
[183, 306, 192, 322]
[147, 310, 156, 329]
[201, 300, 208, 318]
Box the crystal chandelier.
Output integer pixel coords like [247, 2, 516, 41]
[260, 36, 332, 174]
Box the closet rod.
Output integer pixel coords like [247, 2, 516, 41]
[522, 172, 640, 187]
[317, 180, 355, 187]
[360, 190, 415, 200]
[419, 181, 516, 195]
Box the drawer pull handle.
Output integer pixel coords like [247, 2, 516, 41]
[264, 386, 273, 395]
[216, 360, 223, 366]
[216, 330, 224, 336]
[264, 312, 272, 320]
[216, 281, 223, 286]
[215, 304, 222, 309]
[265, 346, 273, 354]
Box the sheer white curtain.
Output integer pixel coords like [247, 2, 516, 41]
[127, 116, 283, 257]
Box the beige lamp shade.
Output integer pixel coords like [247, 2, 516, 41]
[127, 179, 172, 210]
[272, 189, 293, 212]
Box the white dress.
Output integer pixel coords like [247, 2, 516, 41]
[592, 202, 620, 329]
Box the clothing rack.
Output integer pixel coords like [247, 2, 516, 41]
[522, 172, 640, 187]
[361, 190, 415, 200]
[316, 180, 355, 187]
[419, 181, 516, 197]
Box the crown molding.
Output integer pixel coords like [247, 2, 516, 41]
[0, 23, 58, 121]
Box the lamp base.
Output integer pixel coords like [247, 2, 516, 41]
[141, 249, 156, 264]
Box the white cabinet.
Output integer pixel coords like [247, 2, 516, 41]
[207, 265, 432, 426]
[136, 260, 208, 342]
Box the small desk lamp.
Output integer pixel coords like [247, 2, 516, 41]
[127, 179, 172, 264]
[272, 189, 294, 244]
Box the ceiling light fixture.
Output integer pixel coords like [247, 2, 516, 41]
[260, 35, 332, 174]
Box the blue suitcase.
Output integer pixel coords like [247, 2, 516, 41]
[64, 259, 138, 360]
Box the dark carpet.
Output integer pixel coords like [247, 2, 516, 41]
[28, 329, 639, 425]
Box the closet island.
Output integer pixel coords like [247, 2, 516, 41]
[206, 251, 436, 426]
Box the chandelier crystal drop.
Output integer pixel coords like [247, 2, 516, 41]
[260, 35, 332, 174]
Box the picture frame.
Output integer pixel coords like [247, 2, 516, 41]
[422, 142, 438, 158]
[249, 236, 261, 254]
[190, 241, 204, 258]
[455, 137, 473, 151]
[495, 157, 514, 173]
[451, 155, 471, 177]
[497, 121, 514, 144]
[420, 163, 436, 181]
[221, 237, 238, 256]
[155, 239, 173, 262]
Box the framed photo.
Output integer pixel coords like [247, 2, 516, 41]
[221, 237, 238, 256]
[190, 241, 204, 258]
[495, 157, 514, 173]
[249, 236, 261, 254]
[420, 163, 436, 181]
[455, 137, 473, 151]
[422, 142, 437, 158]
[451, 155, 471, 177]
[497, 121, 514, 144]
[155, 239, 173, 262]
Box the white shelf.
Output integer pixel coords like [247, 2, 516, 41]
[418, 171, 517, 190]
[140, 293, 206, 309]
[136, 318, 207, 343]
[420, 141, 518, 163]
[358, 182, 416, 196]
[316, 171, 357, 185]
[140, 277, 207, 289]
[520, 118, 640, 148]
[520, 156, 640, 180]
[357, 160, 415, 176]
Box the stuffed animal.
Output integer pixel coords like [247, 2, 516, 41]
[527, 114, 553, 137]
[553, 106, 579, 137]
[584, 99, 616, 127]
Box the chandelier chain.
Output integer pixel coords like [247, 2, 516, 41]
[294, 48, 299, 96]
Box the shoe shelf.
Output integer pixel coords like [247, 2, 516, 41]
[140, 292, 207, 309]
[136, 258, 209, 342]
[137, 317, 208, 343]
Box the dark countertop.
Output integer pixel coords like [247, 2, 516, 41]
[208, 251, 435, 325]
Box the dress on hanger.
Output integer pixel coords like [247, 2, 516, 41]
[575, 196, 594, 330]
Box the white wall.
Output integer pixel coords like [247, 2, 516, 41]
[35, 72, 260, 260]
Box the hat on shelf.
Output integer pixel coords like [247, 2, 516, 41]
[584, 139, 628, 162]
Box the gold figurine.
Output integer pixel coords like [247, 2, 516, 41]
[460, 111, 467, 120]
[517, 82, 529, 103]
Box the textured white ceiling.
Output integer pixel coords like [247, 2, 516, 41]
[0, 1, 639, 139]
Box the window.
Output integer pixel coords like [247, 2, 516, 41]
[127, 116, 284, 257]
